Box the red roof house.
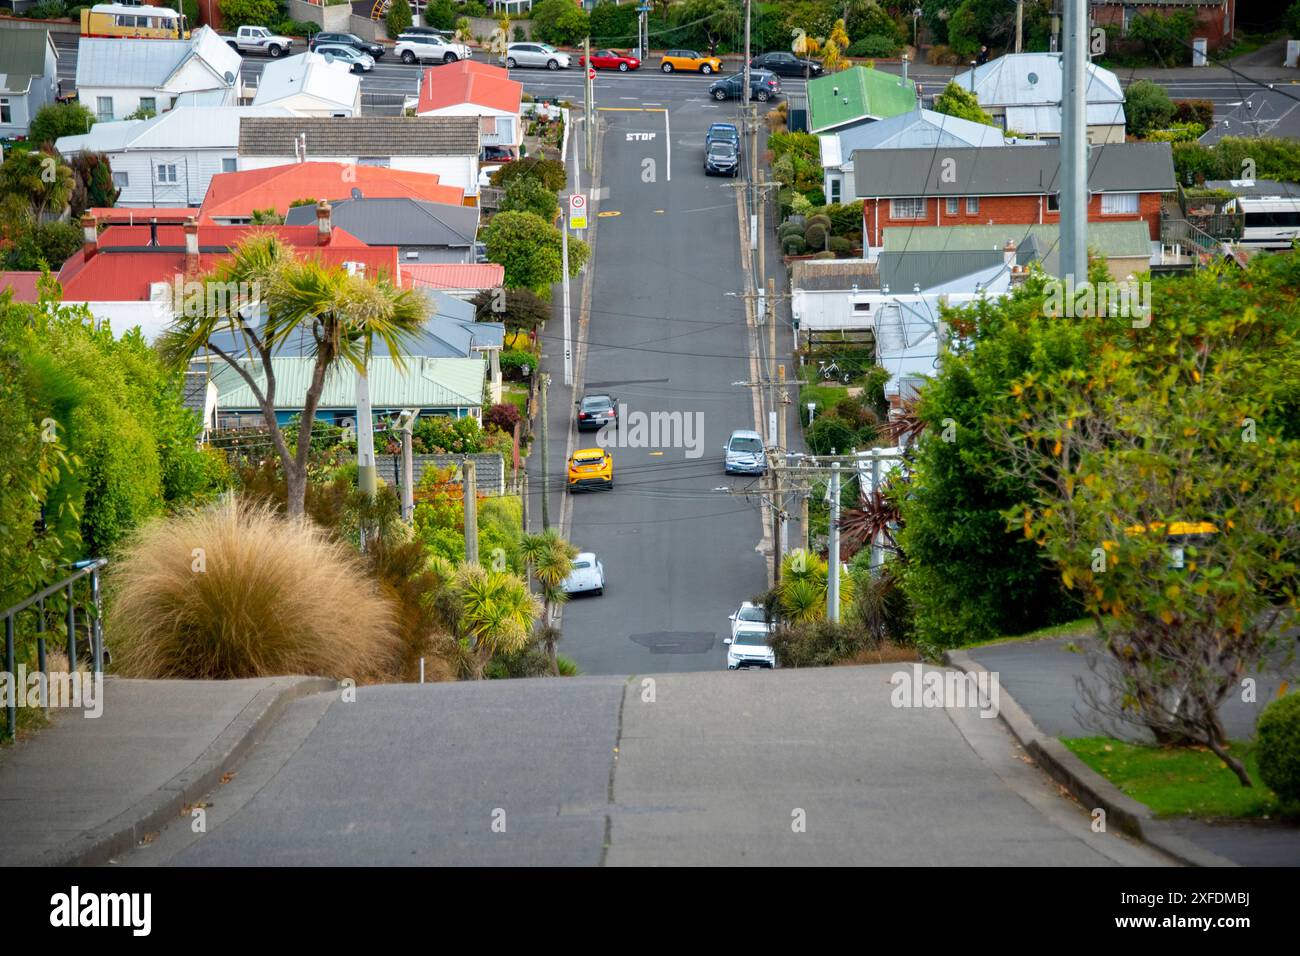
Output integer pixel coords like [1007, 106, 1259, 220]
[415, 60, 523, 159]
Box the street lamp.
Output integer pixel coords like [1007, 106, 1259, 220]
[912, 7, 922, 50]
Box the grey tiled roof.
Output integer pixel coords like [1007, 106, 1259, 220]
[374, 452, 506, 495]
[182, 369, 208, 417]
[238, 116, 480, 157]
[283, 197, 478, 249]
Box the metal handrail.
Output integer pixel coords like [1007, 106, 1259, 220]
[3, 559, 107, 743]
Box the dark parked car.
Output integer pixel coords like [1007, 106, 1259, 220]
[576, 394, 618, 431]
[708, 70, 781, 102]
[704, 141, 739, 176]
[310, 32, 384, 60]
[749, 51, 823, 77]
[705, 122, 740, 149]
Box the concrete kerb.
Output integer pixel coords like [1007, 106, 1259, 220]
[40, 675, 337, 867]
[944, 648, 1238, 868]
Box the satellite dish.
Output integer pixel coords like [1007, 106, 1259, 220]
[350, 187, 362, 200]
[224, 71, 235, 84]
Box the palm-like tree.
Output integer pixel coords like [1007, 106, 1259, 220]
[449, 564, 541, 678]
[518, 528, 577, 674]
[839, 486, 902, 559]
[159, 233, 428, 518]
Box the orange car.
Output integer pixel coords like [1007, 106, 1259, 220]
[660, 48, 723, 74]
[567, 448, 614, 492]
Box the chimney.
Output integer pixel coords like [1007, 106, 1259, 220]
[316, 200, 332, 246]
[183, 216, 200, 272]
[1003, 239, 1017, 268]
[149, 217, 158, 247]
[81, 212, 97, 258]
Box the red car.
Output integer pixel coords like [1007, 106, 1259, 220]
[580, 49, 641, 72]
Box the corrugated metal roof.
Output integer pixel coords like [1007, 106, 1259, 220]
[808, 66, 917, 133]
[58, 106, 295, 156]
[0, 26, 53, 94]
[238, 115, 480, 157]
[401, 263, 504, 291]
[950, 53, 1125, 110]
[827, 108, 1012, 161]
[878, 250, 1006, 293]
[75, 27, 239, 91]
[207, 312, 504, 360]
[212, 356, 485, 411]
[790, 258, 879, 291]
[252, 52, 358, 110]
[1004, 103, 1126, 135]
[852, 142, 1175, 197]
[376, 452, 505, 495]
[882, 222, 1154, 259]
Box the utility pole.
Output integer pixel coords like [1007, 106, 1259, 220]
[584, 35, 594, 172]
[766, 277, 777, 386]
[743, 0, 753, 217]
[1015, 0, 1024, 53]
[770, 467, 782, 585]
[801, 490, 810, 554]
[561, 205, 573, 386]
[827, 461, 841, 622]
[463, 457, 478, 565]
[539, 373, 551, 531]
[399, 409, 416, 522]
[756, 168, 766, 291]
[1059, 0, 1088, 285]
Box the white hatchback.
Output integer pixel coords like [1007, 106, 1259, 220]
[561, 552, 605, 596]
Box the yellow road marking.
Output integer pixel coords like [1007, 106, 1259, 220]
[598, 210, 621, 217]
[648, 451, 664, 456]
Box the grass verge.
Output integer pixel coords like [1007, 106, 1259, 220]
[962, 617, 1095, 651]
[1063, 736, 1284, 820]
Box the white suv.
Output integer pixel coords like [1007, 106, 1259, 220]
[725, 626, 776, 670]
[396, 33, 472, 65]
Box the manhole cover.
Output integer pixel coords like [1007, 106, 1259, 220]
[629, 631, 715, 654]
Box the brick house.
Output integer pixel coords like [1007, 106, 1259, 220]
[1089, 1, 1236, 52]
[852, 142, 1176, 251]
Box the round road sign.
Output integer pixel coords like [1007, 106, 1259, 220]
[588, 67, 596, 80]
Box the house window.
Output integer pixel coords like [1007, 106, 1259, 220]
[852, 301, 871, 313]
[357, 157, 390, 167]
[1047, 193, 1060, 212]
[829, 177, 841, 204]
[113, 171, 129, 188]
[138, 97, 156, 115]
[497, 117, 514, 142]
[0, 99, 10, 124]
[1101, 192, 1139, 214]
[221, 158, 237, 172]
[157, 163, 178, 183]
[96, 97, 113, 121]
[966, 196, 980, 214]
[890, 198, 926, 219]
[945, 197, 959, 216]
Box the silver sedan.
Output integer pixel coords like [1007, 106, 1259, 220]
[502, 42, 571, 70]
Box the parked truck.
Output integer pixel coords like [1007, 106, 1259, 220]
[224, 25, 293, 58]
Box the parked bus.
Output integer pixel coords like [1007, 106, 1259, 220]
[80, 3, 189, 40]
[1207, 179, 1300, 251]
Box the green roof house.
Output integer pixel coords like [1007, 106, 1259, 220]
[0, 26, 59, 139]
[807, 66, 917, 135]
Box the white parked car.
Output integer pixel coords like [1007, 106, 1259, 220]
[396, 34, 472, 64]
[728, 601, 771, 640]
[314, 44, 374, 73]
[725, 626, 776, 670]
[561, 552, 605, 596]
[502, 42, 571, 70]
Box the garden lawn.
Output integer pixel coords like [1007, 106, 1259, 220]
[1063, 737, 1283, 820]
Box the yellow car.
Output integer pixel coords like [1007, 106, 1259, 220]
[660, 48, 723, 74]
[567, 448, 614, 492]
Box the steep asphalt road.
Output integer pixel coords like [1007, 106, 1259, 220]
[116, 666, 1171, 866]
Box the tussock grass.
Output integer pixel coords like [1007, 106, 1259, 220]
[107, 498, 400, 680]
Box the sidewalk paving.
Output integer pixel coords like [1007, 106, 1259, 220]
[0, 675, 333, 866]
[966, 636, 1300, 867]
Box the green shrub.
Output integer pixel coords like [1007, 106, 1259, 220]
[846, 34, 900, 58]
[806, 213, 832, 231]
[828, 235, 853, 256]
[425, 0, 455, 28]
[782, 235, 808, 255]
[499, 349, 538, 381]
[1257, 693, 1300, 804]
[778, 221, 804, 241]
[768, 619, 872, 668]
[385, 0, 413, 37]
[807, 414, 857, 454]
[805, 222, 829, 248]
[1173, 99, 1214, 128]
[490, 156, 567, 192]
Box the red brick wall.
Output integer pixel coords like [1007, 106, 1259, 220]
[862, 191, 1164, 246]
[1091, 2, 1234, 51]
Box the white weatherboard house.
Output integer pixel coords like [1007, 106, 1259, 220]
[251, 52, 361, 117]
[75, 26, 243, 122]
[55, 106, 295, 207]
[0, 26, 59, 138]
[949, 52, 1126, 144]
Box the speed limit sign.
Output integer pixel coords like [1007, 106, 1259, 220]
[569, 193, 587, 229]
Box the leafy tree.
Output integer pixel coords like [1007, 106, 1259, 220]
[1124, 79, 1175, 137]
[0, 148, 75, 221]
[386, 0, 413, 37]
[442, 563, 540, 678]
[518, 528, 577, 674]
[845, 0, 904, 47]
[483, 211, 589, 297]
[1288, 1, 1300, 39]
[932, 81, 996, 126]
[992, 255, 1300, 785]
[217, 0, 280, 29]
[1127, 9, 1195, 64]
[472, 286, 550, 333]
[490, 156, 567, 192]
[4, 220, 82, 271]
[590, 0, 639, 44]
[250, 207, 284, 224]
[671, 0, 741, 54]
[158, 235, 428, 519]
[28, 102, 96, 147]
[531, 0, 590, 46]
[501, 174, 559, 221]
[424, 0, 456, 29]
[896, 277, 1082, 654]
[66, 151, 119, 215]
